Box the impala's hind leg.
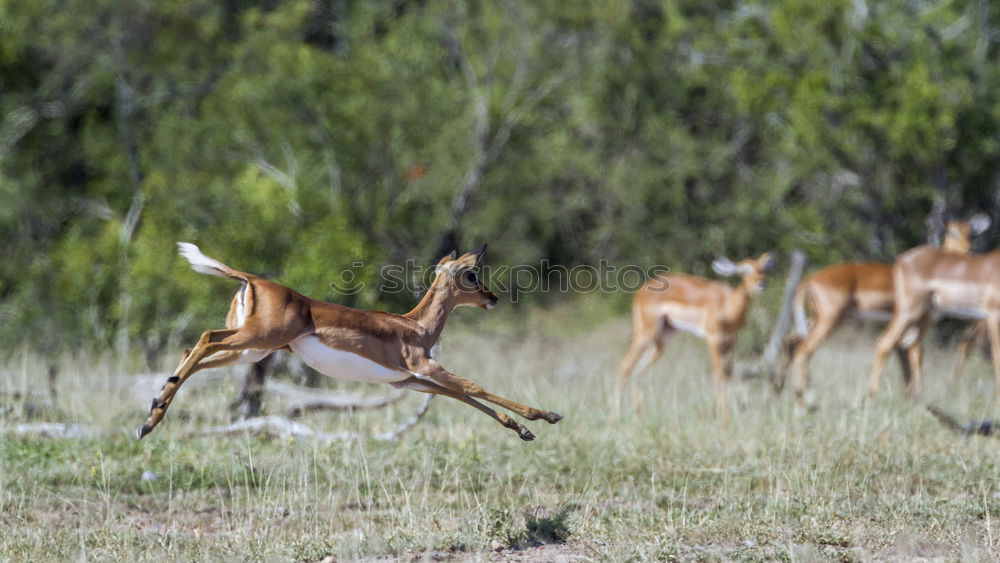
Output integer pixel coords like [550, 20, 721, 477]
[617, 336, 652, 416]
[791, 313, 840, 406]
[869, 307, 927, 399]
[633, 325, 671, 416]
[953, 322, 985, 381]
[616, 317, 666, 417]
[138, 329, 268, 439]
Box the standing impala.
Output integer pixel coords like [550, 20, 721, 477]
[137, 243, 562, 441]
[869, 217, 1000, 399]
[784, 216, 989, 404]
[617, 252, 775, 422]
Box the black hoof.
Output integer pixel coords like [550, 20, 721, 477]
[136, 425, 152, 440]
[518, 428, 535, 441]
[543, 412, 563, 424]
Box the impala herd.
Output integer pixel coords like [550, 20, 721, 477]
[138, 214, 997, 440]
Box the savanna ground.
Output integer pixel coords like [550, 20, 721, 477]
[2, 301, 999, 562]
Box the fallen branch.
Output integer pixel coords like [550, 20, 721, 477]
[2, 423, 97, 439]
[198, 415, 362, 442]
[262, 379, 407, 416]
[198, 394, 436, 443]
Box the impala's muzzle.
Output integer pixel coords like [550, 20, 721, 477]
[485, 293, 499, 310]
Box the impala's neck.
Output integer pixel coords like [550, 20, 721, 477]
[404, 275, 459, 344]
[723, 279, 754, 325]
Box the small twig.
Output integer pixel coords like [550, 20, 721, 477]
[374, 394, 436, 441]
[925, 404, 998, 437]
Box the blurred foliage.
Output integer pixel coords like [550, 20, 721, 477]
[2, 0, 1000, 355]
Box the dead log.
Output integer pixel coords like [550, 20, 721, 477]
[2, 423, 96, 439]
[199, 394, 435, 443]
[261, 378, 406, 416]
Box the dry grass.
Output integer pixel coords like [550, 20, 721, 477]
[2, 304, 999, 561]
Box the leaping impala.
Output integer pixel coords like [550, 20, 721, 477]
[869, 216, 1000, 399]
[783, 216, 989, 404]
[137, 243, 562, 440]
[617, 252, 775, 423]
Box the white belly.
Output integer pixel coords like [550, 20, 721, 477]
[289, 335, 408, 384]
[668, 318, 705, 338]
[655, 304, 706, 338]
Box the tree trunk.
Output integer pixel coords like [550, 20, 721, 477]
[747, 250, 806, 388]
[230, 354, 273, 420]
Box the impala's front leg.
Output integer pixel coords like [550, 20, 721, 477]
[869, 316, 919, 399]
[418, 360, 563, 424]
[616, 332, 652, 418]
[706, 337, 732, 425]
[394, 378, 536, 441]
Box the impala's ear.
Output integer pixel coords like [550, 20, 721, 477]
[970, 214, 992, 235]
[455, 243, 487, 268]
[438, 250, 458, 266]
[760, 251, 777, 272]
[435, 250, 458, 274]
[712, 257, 740, 277]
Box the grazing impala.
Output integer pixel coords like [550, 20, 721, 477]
[869, 216, 1000, 399]
[617, 252, 775, 422]
[784, 217, 989, 404]
[137, 243, 562, 440]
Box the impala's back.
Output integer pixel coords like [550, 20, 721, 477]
[895, 246, 1000, 319]
[802, 262, 894, 315]
[634, 274, 732, 336]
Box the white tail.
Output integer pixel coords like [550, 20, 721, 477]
[177, 242, 237, 278]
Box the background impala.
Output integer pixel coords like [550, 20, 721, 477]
[783, 216, 991, 404]
[617, 252, 775, 423]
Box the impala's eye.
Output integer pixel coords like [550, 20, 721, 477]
[465, 271, 477, 284]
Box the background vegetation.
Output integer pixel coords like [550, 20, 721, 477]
[4, 2, 1000, 560]
[3, 0, 1000, 358]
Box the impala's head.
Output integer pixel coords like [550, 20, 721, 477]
[712, 251, 776, 294]
[434, 244, 499, 310]
[943, 214, 991, 254]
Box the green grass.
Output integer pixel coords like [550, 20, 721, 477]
[1, 312, 999, 561]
